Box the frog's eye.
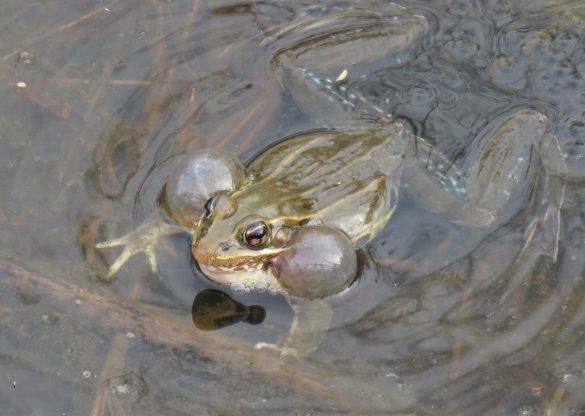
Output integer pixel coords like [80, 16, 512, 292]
[204, 194, 237, 220]
[243, 221, 269, 249]
[204, 197, 215, 218]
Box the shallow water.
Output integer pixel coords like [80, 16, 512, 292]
[1, 0, 585, 415]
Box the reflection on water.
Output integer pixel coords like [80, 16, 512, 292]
[0, 0, 585, 415]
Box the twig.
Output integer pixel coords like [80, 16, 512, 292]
[0, 258, 369, 411]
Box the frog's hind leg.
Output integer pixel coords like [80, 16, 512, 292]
[402, 134, 496, 228]
[403, 109, 565, 260]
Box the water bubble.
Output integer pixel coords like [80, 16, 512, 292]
[443, 38, 479, 61]
[552, 31, 580, 54]
[17, 51, 35, 65]
[437, 70, 467, 90]
[487, 55, 527, 91]
[493, 0, 512, 15]
[254, 280, 268, 293]
[40, 313, 59, 326]
[115, 383, 130, 395]
[230, 282, 246, 295]
[446, 0, 470, 16]
[438, 92, 457, 108]
[408, 86, 435, 108]
[517, 405, 535, 416]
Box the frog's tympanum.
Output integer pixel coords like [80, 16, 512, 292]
[96, 8, 566, 356]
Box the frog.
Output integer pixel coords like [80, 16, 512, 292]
[96, 8, 566, 356]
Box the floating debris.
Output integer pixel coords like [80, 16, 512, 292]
[335, 68, 348, 82]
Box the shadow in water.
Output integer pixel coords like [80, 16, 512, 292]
[192, 288, 266, 331]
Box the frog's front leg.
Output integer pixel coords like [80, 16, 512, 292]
[255, 298, 333, 357]
[96, 149, 247, 280]
[96, 215, 187, 280]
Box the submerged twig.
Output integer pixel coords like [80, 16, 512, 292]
[1, 1, 121, 62]
[0, 258, 376, 412]
[0, 59, 99, 141]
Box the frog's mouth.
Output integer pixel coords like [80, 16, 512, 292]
[193, 244, 283, 287]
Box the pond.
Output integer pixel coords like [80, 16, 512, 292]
[1, 0, 585, 414]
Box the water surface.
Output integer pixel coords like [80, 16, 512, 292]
[1, 0, 585, 415]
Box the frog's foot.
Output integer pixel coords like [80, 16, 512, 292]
[96, 219, 186, 281]
[255, 299, 333, 357]
[254, 342, 301, 357]
[465, 109, 565, 260]
[520, 170, 565, 261]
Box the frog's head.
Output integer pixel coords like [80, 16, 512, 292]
[193, 190, 357, 299]
[167, 148, 357, 299]
[163, 149, 285, 290]
[192, 191, 293, 292]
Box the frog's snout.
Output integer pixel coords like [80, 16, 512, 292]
[193, 244, 214, 266]
[193, 241, 234, 266]
[192, 246, 209, 266]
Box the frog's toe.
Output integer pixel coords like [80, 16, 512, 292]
[144, 245, 159, 273]
[253, 342, 278, 352]
[95, 220, 187, 280]
[95, 235, 136, 280]
[97, 240, 159, 281]
[95, 232, 158, 281]
[254, 342, 300, 357]
[102, 246, 133, 281]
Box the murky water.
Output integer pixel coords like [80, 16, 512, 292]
[1, 0, 585, 414]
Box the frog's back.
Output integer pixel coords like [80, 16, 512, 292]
[243, 127, 406, 244]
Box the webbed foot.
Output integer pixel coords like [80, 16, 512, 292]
[96, 218, 186, 281]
